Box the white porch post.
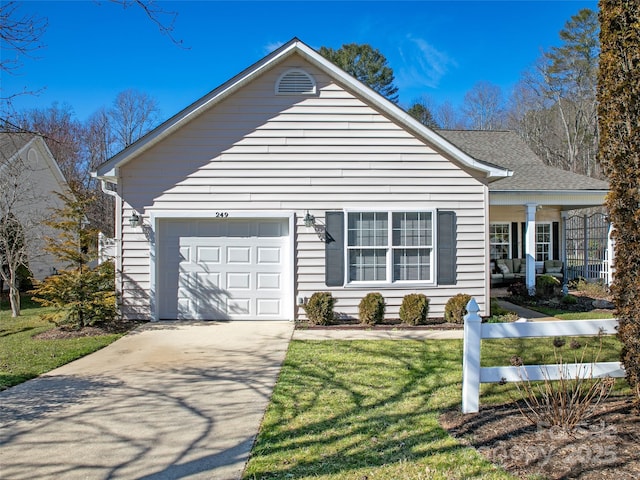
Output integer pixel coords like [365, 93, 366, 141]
[525, 204, 537, 295]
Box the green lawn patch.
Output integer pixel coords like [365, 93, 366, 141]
[245, 340, 514, 480]
[246, 337, 625, 479]
[0, 298, 125, 391]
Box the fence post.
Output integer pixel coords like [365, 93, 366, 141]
[462, 297, 482, 414]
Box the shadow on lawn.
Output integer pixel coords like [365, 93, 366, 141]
[246, 339, 477, 479]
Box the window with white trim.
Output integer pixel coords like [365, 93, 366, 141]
[347, 211, 433, 283]
[489, 223, 510, 260]
[536, 223, 552, 261]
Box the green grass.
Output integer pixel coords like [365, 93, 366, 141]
[245, 337, 627, 480]
[0, 297, 125, 391]
[525, 304, 615, 319]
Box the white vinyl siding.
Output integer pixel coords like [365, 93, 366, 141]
[118, 54, 489, 320]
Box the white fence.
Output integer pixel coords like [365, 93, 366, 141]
[462, 298, 625, 414]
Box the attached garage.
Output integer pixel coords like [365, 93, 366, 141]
[156, 216, 293, 320]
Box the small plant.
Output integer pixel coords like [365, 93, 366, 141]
[444, 293, 472, 324]
[399, 293, 429, 325]
[574, 278, 610, 298]
[511, 335, 615, 432]
[536, 274, 561, 299]
[358, 292, 386, 325]
[302, 292, 336, 325]
[561, 294, 578, 305]
[485, 312, 520, 323]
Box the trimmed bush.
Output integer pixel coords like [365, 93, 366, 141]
[359, 292, 386, 325]
[399, 293, 430, 325]
[536, 274, 561, 299]
[561, 294, 578, 305]
[444, 293, 472, 324]
[302, 292, 336, 325]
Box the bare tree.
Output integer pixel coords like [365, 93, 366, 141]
[0, 2, 47, 76]
[509, 8, 600, 177]
[461, 81, 506, 130]
[0, 134, 50, 316]
[109, 89, 160, 150]
[436, 101, 465, 130]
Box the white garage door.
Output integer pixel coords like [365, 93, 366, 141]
[158, 218, 290, 320]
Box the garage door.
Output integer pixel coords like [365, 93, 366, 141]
[158, 218, 289, 320]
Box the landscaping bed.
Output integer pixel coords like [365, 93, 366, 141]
[441, 397, 640, 480]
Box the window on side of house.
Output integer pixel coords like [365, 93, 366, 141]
[489, 223, 510, 260]
[536, 223, 552, 261]
[347, 211, 434, 284]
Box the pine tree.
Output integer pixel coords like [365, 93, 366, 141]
[30, 192, 116, 329]
[597, 0, 640, 406]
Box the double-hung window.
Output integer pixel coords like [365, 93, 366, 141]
[489, 223, 510, 260]
[347, 211, 433, 283]
[536, 223, 552, 261]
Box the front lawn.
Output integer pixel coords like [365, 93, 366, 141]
[245, 337, 627, 480]
[245, 340, 511, 480]
[0, 297, 126, 390]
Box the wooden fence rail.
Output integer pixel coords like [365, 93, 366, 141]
[461, 298, 625, 414]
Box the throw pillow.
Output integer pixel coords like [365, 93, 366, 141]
[498, 264, 510, 274]
[519, 263, 527, 273]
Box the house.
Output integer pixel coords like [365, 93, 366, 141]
[94, 38, 609, 321]
[0, 132, 71, 283]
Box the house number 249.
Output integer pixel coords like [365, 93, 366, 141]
[215, 212, 229, 218]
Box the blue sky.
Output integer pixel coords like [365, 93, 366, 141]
[2, 0, 598, 123]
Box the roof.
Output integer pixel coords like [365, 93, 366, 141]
[95, 38, 510, 182]
[436, 130, 609, 192]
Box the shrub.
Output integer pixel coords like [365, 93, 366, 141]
[31, 260, 117, 329]
[511, 336, 615, 432]
[444, 293, 472, 324]
[561, 294, 578, 305]
[536, 274, 561, 299]
[359, 292, 386, 325]
[399, 293, 429, 325]
[302, 292, 336, 325]
[507, 281, 531, 299]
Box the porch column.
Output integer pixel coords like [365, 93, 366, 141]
[525, 204, 537, 295]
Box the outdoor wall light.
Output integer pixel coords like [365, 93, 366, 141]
[129, 212, 141, 228]
[304, 210, 316, 228]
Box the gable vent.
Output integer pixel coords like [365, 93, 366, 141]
[276, 69, 316, 95]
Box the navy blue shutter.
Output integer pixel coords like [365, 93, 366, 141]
[325, 211, 344, 287]
[511, 222, 519, 259]
[521, 222, 527, 258]
[437, 211, 457, 285]
[552, 222, 560, 260]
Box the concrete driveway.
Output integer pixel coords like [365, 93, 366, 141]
[0, 321, 293, 480]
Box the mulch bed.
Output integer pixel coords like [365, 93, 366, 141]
[33, 320, 145, 340]
[295, 320, 462, 330]
[440, 397, 640, 479]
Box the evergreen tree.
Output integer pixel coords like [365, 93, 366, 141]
[597, 0, 640, 406]
[319, 43, 399, 103]
[30, 192, 116, 329]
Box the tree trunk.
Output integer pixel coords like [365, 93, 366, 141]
[9, 276, 20, 317]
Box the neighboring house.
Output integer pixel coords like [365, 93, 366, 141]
[95, 38, 609, 322]
[0, 133, 71, 282]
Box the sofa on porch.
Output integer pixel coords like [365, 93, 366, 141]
[491, 259, 564, 286]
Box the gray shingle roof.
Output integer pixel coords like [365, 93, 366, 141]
[436, 130, 609, 191]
